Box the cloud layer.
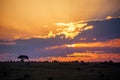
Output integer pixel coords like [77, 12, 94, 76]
[0, 17, 120, 61]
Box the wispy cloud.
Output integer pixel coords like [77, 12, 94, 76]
[65, 39, 120, 48]
[30, 53, 120, 62]
[0, 41, 16, 45]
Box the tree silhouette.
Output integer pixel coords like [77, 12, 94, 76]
[18, 55, 29, 62]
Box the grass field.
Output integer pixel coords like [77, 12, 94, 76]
[0, 61, 120, 80]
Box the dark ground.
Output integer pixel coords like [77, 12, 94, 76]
[0, 61, 120, 80]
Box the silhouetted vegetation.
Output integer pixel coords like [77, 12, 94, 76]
[0, 61, 120, 80]
[18, 55, 29, 62]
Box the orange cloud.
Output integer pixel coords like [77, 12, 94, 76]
[0, 0, 120, 40]
[44, 39, 120, 51]
[31, 53, 120, 62]
[65, 39, 120, 48]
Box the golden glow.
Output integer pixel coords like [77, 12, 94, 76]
[67, 53, 96, 57]
[67, 44, 75, 48]
[106, 16, 112, 20]
[0, 0, 119, 40]
[33, 53, 120, 62]
[65, 39, 120, 48]
[55, 22, 93, 39]
[44, 39, 120, 51]
[65, 42, 102, 48]
[48, 31, 55, 38]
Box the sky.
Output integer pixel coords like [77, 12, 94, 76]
[0, 0, 120, 62]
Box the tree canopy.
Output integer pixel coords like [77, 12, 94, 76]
[18, 55, 29, 62]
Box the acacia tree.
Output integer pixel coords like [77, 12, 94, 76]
[18, 55, 29, 62]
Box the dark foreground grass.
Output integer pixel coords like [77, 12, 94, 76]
[0, 61, 120, 80]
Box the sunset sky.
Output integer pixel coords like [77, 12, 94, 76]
[0, 0, 120, 62]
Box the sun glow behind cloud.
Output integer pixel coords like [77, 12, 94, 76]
[44, 39, 120, 51]
[0, 17, 120, 62]
[1, 15, 118, 40]
[0, 0, 120, 62]
[65, 40, 120, 48]
[0, 0, 120, 40]
[54, 22, 93, 39]
[0, 21, 94, 40]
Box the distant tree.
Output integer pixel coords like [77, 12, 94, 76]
[73, 60, 79, 63]
[53, 60, 59, 63]
[18, 55, 29, 62]
[109, 60, 114, 64]
[80, 60, 84, 63]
